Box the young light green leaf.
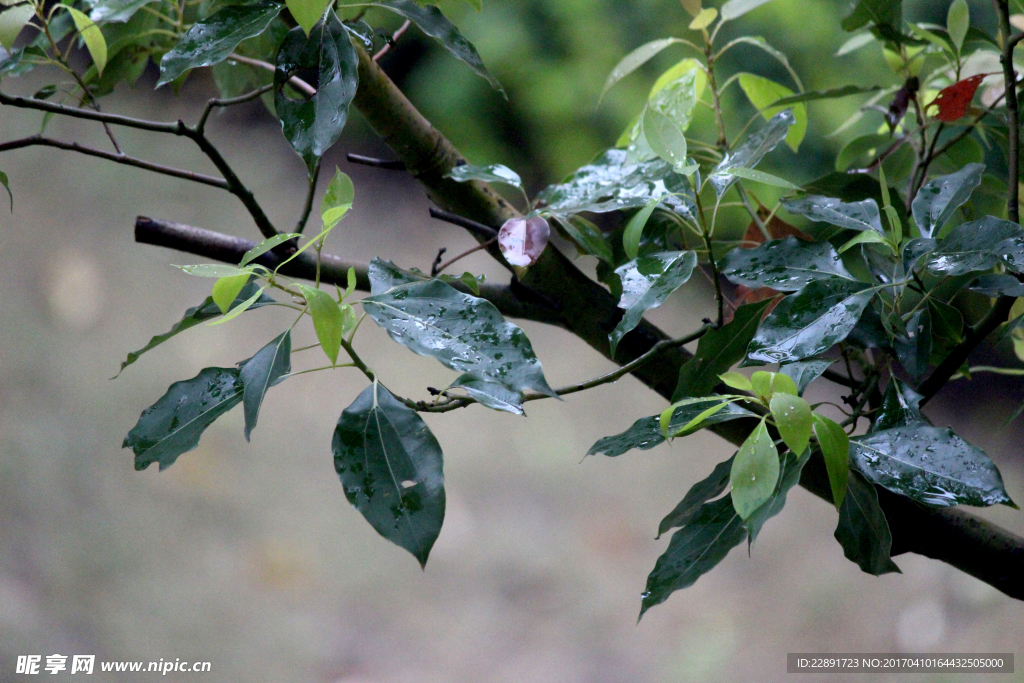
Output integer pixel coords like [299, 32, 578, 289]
[66, 6, 107, 75]
[744, 447, 810, 545]
[208, 286, 266, 326]
[321, 167, 355, 228]
[835, 32, 875, 56]
[590, 402, 756, 457]
[642, 107, 689, 174]
[834, 471, 901, 575]
[658, 396, 742, 437]
[667, 401, 733, 438]
[239, 232, 302, 267]
[177, 264, 253, 278]
[725, 165, 801, 190]
[813, 413, 850, 509]
[622, 197, 663, 260]
[720, 0, 776, 21]
[610, 251, 697, 356]
[838, 229, 890, 253]
[947, 0, 969, 52]
[345, 266, 357, 299]
[599, 37, 682, 102]
[750, 370, 772, 401]
[730, 418, 780, 519]
[287, 0, 330, 35]
[738, 73, 806, 151]
[239, 330, 291, 440]
[719, 371, 752, 392]
[211, 273, 250, 314]
[0, 169, 11, 211]
[300, 285, 343, 364]
[446, 163, 522, 188]
[0, 4, 33, 51]
[688, 7, 717, 29]
[769, 371, 798, 397]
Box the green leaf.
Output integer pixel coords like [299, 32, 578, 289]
[708, 110, 794, 197]
[893, 308, 931, 381]
[363, 260, 555, 396]
[333, 381, 445, 567]
[725, 166, 801, 190]
[300, 285, 343, 364]
[720, 0, 776, 21]
[835, 32, 875, 56]
[642, 68, 700, 173]
[211, 273, 250, 314]
[834, 133, 890, 172]
[158, 2, 281, 86]
[750, 370, 772, 401]
[872, 377, 923, 432]
[0, 169, 10, 211]
[925, 216, 1024, 276]
[947, 0, 968, 52]
[657, 455, 733, 538]
[535, 149, 696, 219]
[770, 393, 812, 455]
[609, 251, 697, 355]
[744, 446, 810, 544]
[239, 330, 291, 440]
[287, 0, 330, 35]
[124, 367, 243, 471]
[275, 12, 358, 173]
[66, 6, 107, 75]
[834, 470, 901, 575]
[969, 273, 1024, 298]
[321, 167, 355, 227]
[448, 374, 523, 415]
[812, 413, 850, 509]
[0, 4, 33, 50]
[674, 300, 772, 399]
[911, 163, 984, 238]
[738, 73, 806, 151]
[550, 214, 613, 263]
[587, 401, 757, 457]
[639, 495, 745, 617]
[719, 371, 752, 392]
[748, 279, 875, 363]
[851, 422, 1014, 507]
[838, 230, 890, 254]
[782, 195, 883, 233]
[621, 198, 662, 261]
[769, 371, 798, 397]
[721, 237, 854, 292]
[374, 0, 502, 93]
[208, 286, 266, 326]
[113, 283, 272, 377]
[599, 37, 682, 102]
[239, 232, 303, 267]
[730, 419, 780, 519]
[177, 264, 254, 278]
[688, 7, 717, 29]
[446, 163, 522, 188]
[665, 400, 733, 438]
[780, 358, 834, 395]
[88, 0, 157, 23]
[770, 84, 883, 106]
[841, 0, 902, 34]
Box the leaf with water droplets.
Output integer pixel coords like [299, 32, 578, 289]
[446, 163, 522, 189]
[834, 470, 901, 575]
[747, 278, 875, 364]
[780, 358, 834, 394]
[708, 109, 794, 197]
[730, 418, 780, 519]
[448, 374, 524, 415]
[586, 401, 757, 457]
[911, 163, 983, 238]
[657, 455, 734, 538]
[333, 382, 445, 567]
[769, 393, 812, 455]
[609, 251, 697, 356]
[893, 307, 931, 381]
[782, 195, 883, 233]
[363, 260, 555, 397]
[720, 237, 855, 292]
[851, 422, 1014, 507]
[238, 330, 291, 441]
[744, 447, 810, 545]
[124, 367, 244, 471]
[924, 216, 1024, 276]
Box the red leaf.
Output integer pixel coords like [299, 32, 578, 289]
[930, 74, 990, 123]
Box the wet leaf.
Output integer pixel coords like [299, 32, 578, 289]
[911, 163, 984, 237]
[238, 330, 291, 440]
[780, 358, 834, 394]
[622, 197, 662, 260]
[872, 377, 924, 432]
[446, 163, 522, 188]
[643, 69, 699, 173]
[769, 393, 812, 455]
[275, 12, 358, 173]
[968, 273, 1024, 298]
[498, 216, 549, 268]
[657, 455, 734, 538]
[813, 413, 850, 509]
[726, 166, 800, 190]
[782, 195, 883, 233]
[851, 422, 1014, 507]
[333, 381, 445, 567]
[609, 251, 697, 356]
[363, 261, 555, 396]
[841, 0, 902, 34]
[893, 307, 931, 381]
[639, 495, 745, 617]
[586, 401, 757, 457]
[124, 367, 244, 471]
[208, 286, 265, 326]
[158, 2, 281, 85]
[114, 282, 273, 377]
[599, 37, 682, 102]
[550, 214, 613, 263]
[745, 447, 810, 544]
[300, 285, 343, 364]
[674, 300, 772, 399]
[374, 0, 502, 92]
[925, 216, 1024, 276]
[834, 470, 901, 575]
[708, 109, 794, 197]
[747, 278, 876, 364]
[177, 264, 254, 278]
[730, 418, 780, 519]
[720, 237, 854, 292]
[89, 0, 156, 23]
[448, 374, 524, 415]
[738, 73, 806, 151]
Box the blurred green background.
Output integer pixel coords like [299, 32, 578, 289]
[2, 0, 1024, 681]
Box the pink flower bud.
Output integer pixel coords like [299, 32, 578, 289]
[498, 216, 549, 267]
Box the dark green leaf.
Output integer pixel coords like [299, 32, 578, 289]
[275, 11, 358, 173]
[902, 237, 937, 272]
[114, 282, 272, 377]
[708, 109, 793, 197]
[851, 422, 1014, 507]
[769, 84, 884, 107]
[872, 377, 924, 432]
[550, 214, 614, 263]
[448, 374, 524, 415]
[586, 401, 757, 457]
[609, 251, 697, 356]
[657, 455, 734, 538]
[928, 298, 963, 353]
[368, 258, 428, 294]
[0, 46, 31, 78]
[842, 0, 902, 33]
[925, 216, 1024, 276]
[834, 133, 890, 172]
[730, 419, 780, 519]
[363, 261, 555, 396]
[374, 0, 502, 93]
[747, 279, 876, 363]
[124, 367, 243, 471]
[239, 330, 291, 441]
[535, 148, 696, 219]
[968, 273, 1024, 297]
[674, 300, 772, 399]
[834, 470, 901, 575]
[158, 2, 282, 86]
[90, 0, 157, 23]
[720, 237, 854, 291]
[782, 195, 883, 233]
[333, 381, 445, 567]
[622, 197, 663, 260]
[893, 308, 931, 381]
[780, 358, 834, 394]
[911, 163, 984, 238]
[446, 163, 522, 188]
[639, 495, 745, 617]
[745, 447, 810, 544]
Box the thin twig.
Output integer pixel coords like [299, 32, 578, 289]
[294, 161, 322, 234]
[372, 19, 411, 62]
[196, 84, 275, 132]
[432, 238, 496, 275]
[428, 207, 499, 239]
[346, 153, 407, 170]
[226, 53, 317, 97]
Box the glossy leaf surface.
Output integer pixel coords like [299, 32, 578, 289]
[600, 37, 681, 101]
[893, 308, 930, 381]
[333, 382, 445, 567]
[872, 378, 924, 432]
[782, 195, 883, 233]
[720, 237, 854, 292]
[300, 285, 344, 364]
[708, 109, 793, 197]
[834, 471, 901, 575]
[911, 163, 983, 238]
[924, 216, 1024, 276]
[721, 0, 776, 20]
[745, 447, 810, 544]
[657, 455, 734, 538]
[66, 7, 107, 75]
[448, 374, 524, 415]
[447, 163, 522, 188]
[239, 330, 291, 440]
[738, 72, 805, 151]
[287, 0, 331, 35]
[609, 251, 697, 355]
[587, 401, 757, 457]
[730, 419, 780, 519]
[89, 0, 157, 23]
[780, 358, 834, 394]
